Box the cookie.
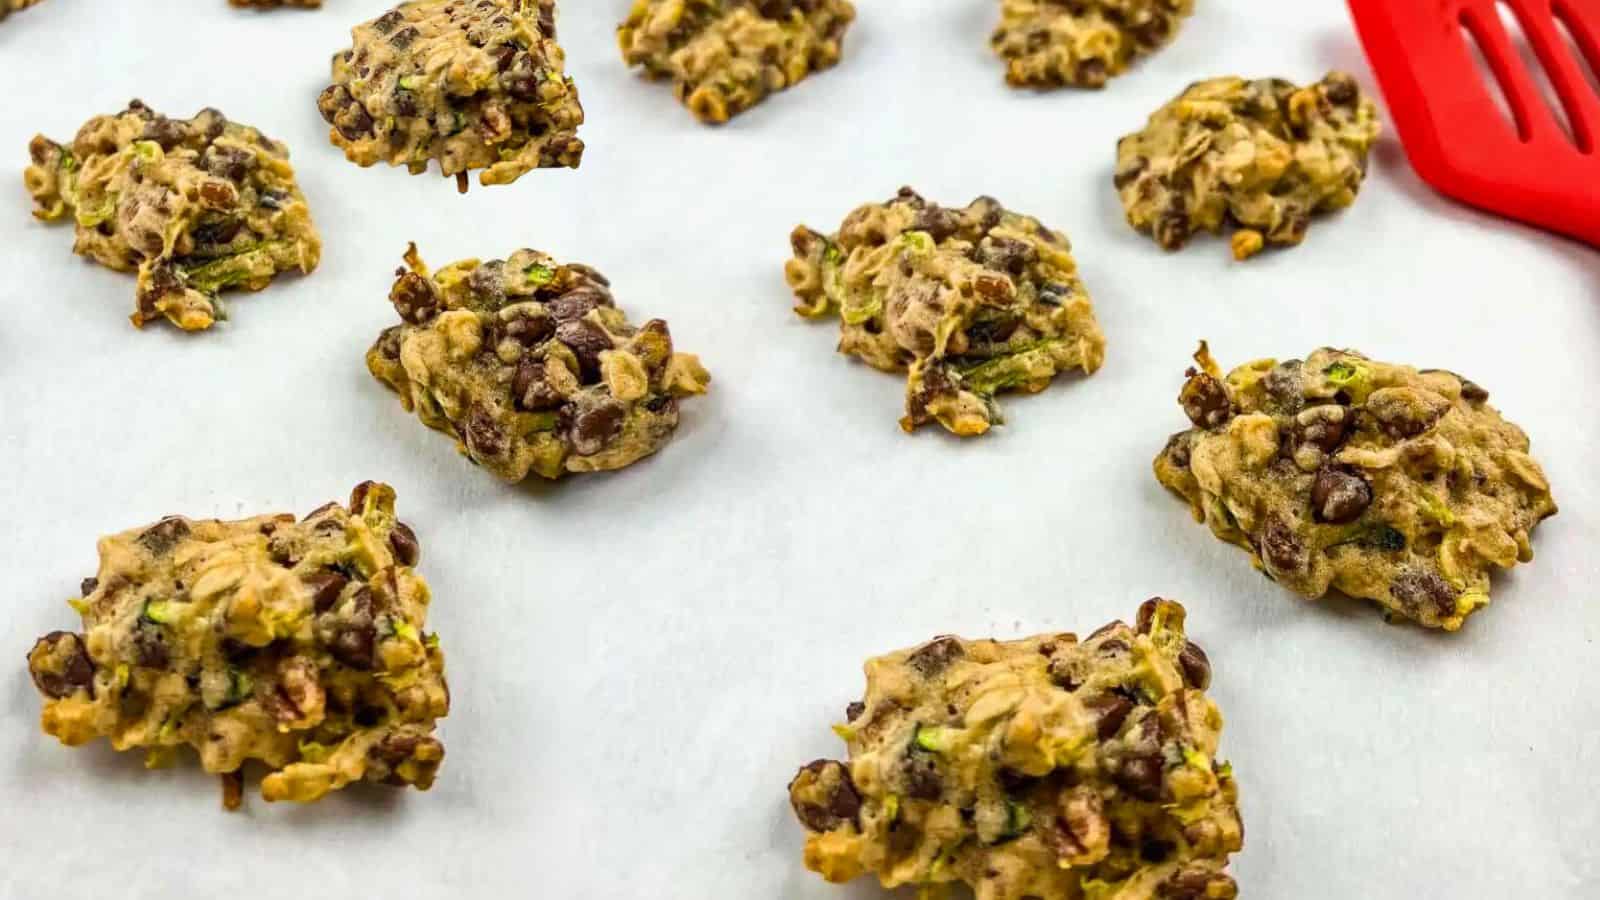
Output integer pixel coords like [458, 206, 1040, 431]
[990, 0, 1194, 89]
[1155, 343, 1557, 630]
[618, 0, 855, 124]
[23, 100, 321, 331]
[788, 599, 1242, 900]
[25, 482, 449, 809]
[368, 244, 711, 482]
[318, 0, 584, 192]
[1115, 73, 1380, 259]
[785, 187, 1105, 437]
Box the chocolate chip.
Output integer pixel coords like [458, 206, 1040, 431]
[563, 400, 625, 456]
[390, 272, 441, 325]
[913, 206, 961, 242]
[463, 404, 506, 458]
[139, 116, 188, 151]
[27, 632, 95, 699]
[499, 311, 555, 348]
[389, 522, 420, 567]
[907, 636, 965, 677]
[513, 360, 563, 411]
[137, 517, 190, 556]
[1259, 513, 1306, 576]
[1390, 569, 1459, 619]
[1322, 74, 1358, 105]
[1264, 359, 1304, 411]
[303, 571, 349, 613]
[1135, 598, 1162, 634]
[132, 625, 170, 669]
[845, 701, 866, 722]
[903, 754, 943, 800]
[1180, 372, 1232, 429]
[1311, 467, 1372, 523]
[979, 236, 1036, 275]
[546, 286, 610, 322]
[330, 620, 376, 670]
[554, 319, 613, 383]
[1085, 693, 1134, 740]
[80, 577, 99, 597]
[1293, 405, 1349, 454]
[787, 759, 862, 832]
[1178, 642, 1211, 689]
[1163, 432, 1192, 469]
[201, 145, 254, 183]
[349, 481, 378, 511]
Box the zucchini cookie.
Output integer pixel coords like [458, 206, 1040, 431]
[788, 599, 1242, 900]
[318, 0, 584, 192]
[25, 482, 449, 809]
[1115, 73, 1380, 260]
[1155, 343, 1557, 630]
[23, 100, 321, 331]
[368, 244, 711, 482]
[991, 0, 1194, 89]
[618, 0, 856, 124]
[785, 188, 1105, 437]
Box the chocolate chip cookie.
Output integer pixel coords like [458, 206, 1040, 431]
[1155, 343, 1557, 630]
[991, 0, 1194, 89]
[23, 100, 321, 330]
[368, 244, 711, 481]
[789, 599, 1242, 899]
[26, 482, 449, 809]
[1116, 73, 1381, 259]
[785, 187, 1105, 437]
[618, 0, 856, 123]
[318, 0, 584, 191]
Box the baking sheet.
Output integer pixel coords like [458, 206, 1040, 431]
[2, 1, 1598, 897]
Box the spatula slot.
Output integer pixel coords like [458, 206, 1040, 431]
[1553, 0, 1600, 105]
[1460, 10, 1530, 142]
[1497, 1, 1582, 150]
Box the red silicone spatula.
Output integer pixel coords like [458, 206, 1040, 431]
[1349, 0, 1600, 247]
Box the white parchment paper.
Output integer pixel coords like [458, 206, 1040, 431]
[1, 2, 1597, 897]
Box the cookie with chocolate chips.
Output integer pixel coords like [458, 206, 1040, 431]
[788, 599, 1242, 900]
[1155, 342, 1557, 630]
[368, 243, 710, 481]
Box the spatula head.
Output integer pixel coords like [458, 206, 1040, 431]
[1349, 0, 1600, 247]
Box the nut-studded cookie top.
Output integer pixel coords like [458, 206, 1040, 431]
[618, 0, 856, 124]
[785, 187, 1105, 437]
[368, 244, 711, 482]
[1155, 343, 1557, 630]
[788, 599, 1242, 900]
[23, 100, 321, 330]
[25, 482, 449, 808]
[991, 0, 1195, 89]
[318, 0, 584, 190]
[1116, 73, 1380, 260]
